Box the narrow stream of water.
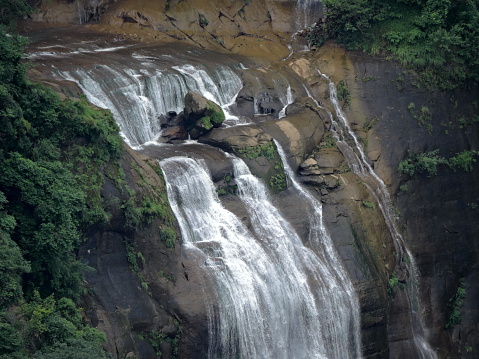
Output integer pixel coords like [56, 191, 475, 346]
[310, 69, 437, 358]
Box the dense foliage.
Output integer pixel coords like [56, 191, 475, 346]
[311, 0, 479, 89]
[0, 5, 120, 357]
[398, 149, 478, 177]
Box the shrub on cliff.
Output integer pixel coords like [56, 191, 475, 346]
[315, 0, 479, 89]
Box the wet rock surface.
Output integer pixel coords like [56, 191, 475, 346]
[22, 5, 479, 357]
[316, 43, 479, 357]
[79, 144, 213, 359]
[182, 91, 225, 139]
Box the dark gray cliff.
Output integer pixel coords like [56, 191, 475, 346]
[23, 3, 479, 354]
[80, 143, 213, 359]
[314, 43, 479, 358]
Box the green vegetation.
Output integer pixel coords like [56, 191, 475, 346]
[361, 201, 375, 209]
[336, 80, 351, 106]
[387, 272, 406, 296]
[398, 149, 479, 177]
[125, 240, 149, 292]
[140, 322, 182, 358]
[338, 163, 351, 173]
[199, 116, 213, 130]
[447, 150, 479, 172]
[0, 0, 32, 30]
[0, 5, 121, 357]
[408, 102, 433, 133]
[160, 227, 177, 248]
[216, 174, 237, 197]
[324, 133, 337, 148]
[198, 105, 225, 131]
[269, 173, 287, 192]
[445, 278, 466, 329]
[362, 76, 376, 82]
[235, 141, 277, 160]
[234, 142, 288, 192]
[0, 293, 109, 359]
[398, 149, 445, 177]
[198, 13, 209, 28]
[314, 0, 479, 89]
[387, 272, 399, 296]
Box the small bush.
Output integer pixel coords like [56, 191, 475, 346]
[387, 272, 398, 296]
[398, 150, 445, 177]
[447, 150, 478, 172]
[160, 227, 177, 248]
[362, 201, 375, 209]
[446, 279, 466, 329]
[269, 173, 287, 192]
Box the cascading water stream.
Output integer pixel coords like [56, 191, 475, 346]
[160, 153, 363, 358]
[279, 85, 294, 118]
[267, 142, 362, 358]
[308, 70, 437, 358]
[57, 64, 242, 147]
[294, 0, 323, 33]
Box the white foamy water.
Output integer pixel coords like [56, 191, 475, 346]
[160, 153, 362, 358]
[57, 64, 242, 147]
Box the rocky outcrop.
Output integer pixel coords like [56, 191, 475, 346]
[182, 91, 225, 139]
[26, 0, 308, 59]
[80, 143, 212, 359]
[156, 125, 188, 144]
[200, 98, 328, 183]
[310, 42, 479, 358]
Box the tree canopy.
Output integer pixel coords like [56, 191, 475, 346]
[311, 0, 479, 88]
[0, 2, 119, 357]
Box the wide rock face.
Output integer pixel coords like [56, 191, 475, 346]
[29, 0, 310, 59]
[23, 5, 479, 356]
[311, 43, 479, 357]
[81, 144, 212, 359]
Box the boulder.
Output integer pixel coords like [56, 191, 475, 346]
[199, 125, 272, 153]
[156, 125, 188, 144]
[315, 148, 344, 168]
[183, 91, 225, 139]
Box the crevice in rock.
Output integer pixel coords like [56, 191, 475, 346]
[167, 18, 205, 49]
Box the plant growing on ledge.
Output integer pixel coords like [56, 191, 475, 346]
[398, 150, 445, 177]
[336, 80, 351, 106]
[445, 279, 466, 329]
[361, 201, 375, 209]
[199, 13, 209, 28]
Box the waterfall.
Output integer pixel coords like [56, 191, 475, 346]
[77, 0, 88, 24]
[295, 0, 323, 32]
[313, 70, 437, 358]
[57, 64, 242, 147]
[172, 64, 242, 123]
[278, 85, 293, 118]
[160, 154, 363, 358]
